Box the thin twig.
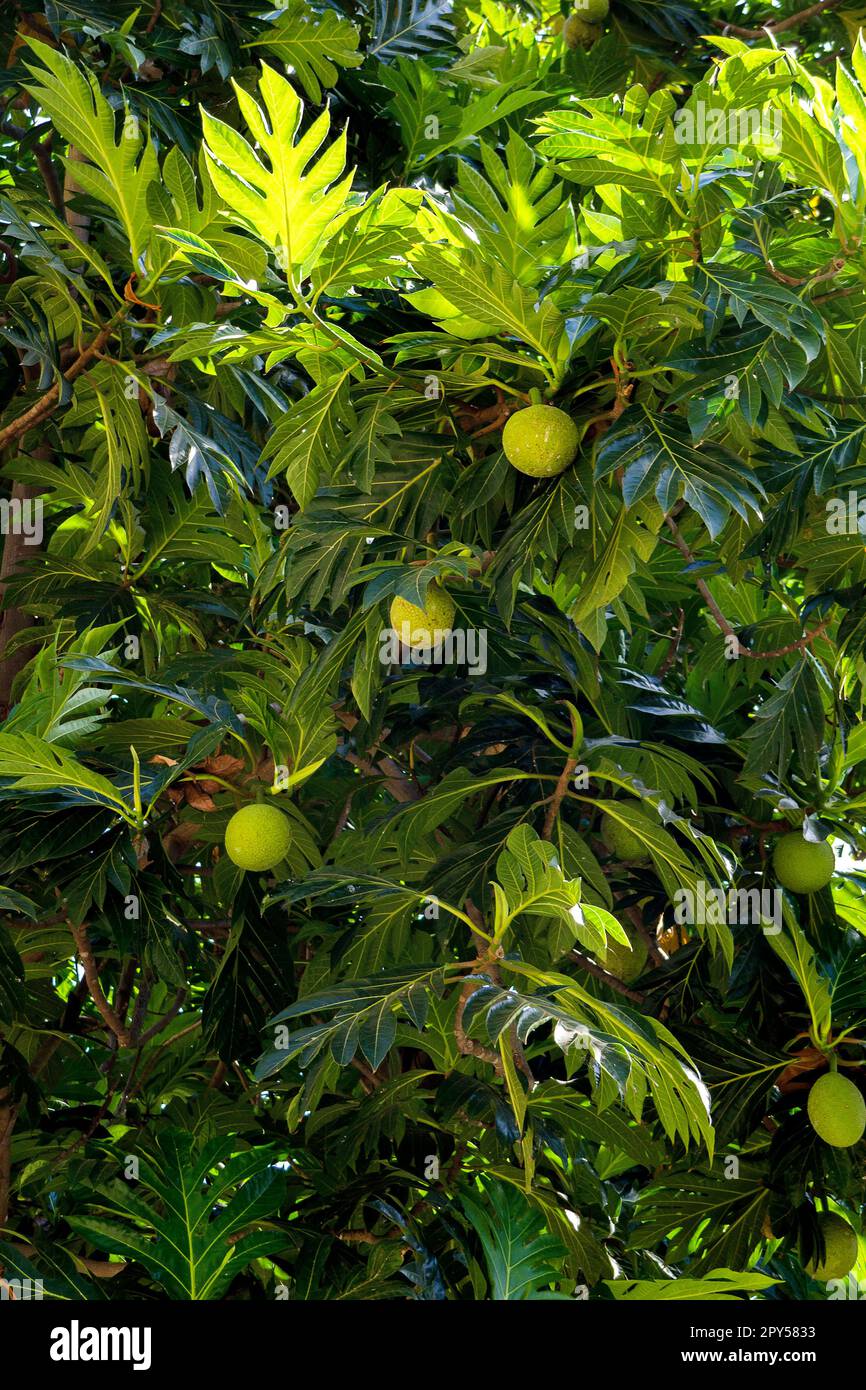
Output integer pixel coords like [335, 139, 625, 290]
[665, 514, 828, 659]
[0, 308, 128, 455]
[542, 757, 578, 840]
[622, 904, 665, 969]
[454, 901, 505, 1070]
[35, 138, 64, 213]
[713, 0, 843, 38]
[658, 608, 685, 678]
[569, 950, 646, 1003]
[135, 989, 187, 1046]
[67, 921, 132, 1047]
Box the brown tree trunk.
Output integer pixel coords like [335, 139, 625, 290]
[0, 147, 91, 718]
[63, 146, 91, 245]
[0, 478, 42, 717]
[0, 1089, 18, 1227]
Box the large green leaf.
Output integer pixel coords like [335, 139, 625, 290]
[607, 1269, 777, 1301]
[257, 964, 450, 1076]
[536, 85, 681, 208]
[461, 1181, 569, 1300]
[370, 0, 455, 61]
[23, 40, 158, 264]
[202, 63, 354, 278]
[250, 1, 363, 103]
[0, 733, 132, 819]
[68, 1132, 284, 1300]
[596, 404, 764, 538]
[491, 823, 624, 955]
[767, 919, 833, 1042]
[0, 1241, 106, 1301]
[0, 929, 24, 1022]
[262, 367, 358, 507]
[450, 132, 575, 286]
[463, 961, 714, 1154]
[742, 657, 828, 780]
[409, 246, 568, 384]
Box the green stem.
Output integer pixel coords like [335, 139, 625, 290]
[131, 745, 143, 828]
[437, 899, 494, 944]
[229, 732, 257, 772]
[290, 282, 401, 380]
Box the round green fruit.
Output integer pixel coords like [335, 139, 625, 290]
[773, 831, 835, 894]
[804, 1213, 859, 1281]
[224, 803, 292, 872]
[502, 405, 579, 477]
[807, 1071, 866, 1148]
[601, 812, 651, 863]
[600, 928, 648, 984]
[577, 0, 609, 19]
[390, 583, 456, 648]
[563, 15, 602, 48]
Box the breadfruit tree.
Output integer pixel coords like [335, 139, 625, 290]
[0, 0, 865, 1304]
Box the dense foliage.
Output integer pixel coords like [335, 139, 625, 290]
[1, 0, 866, 1303]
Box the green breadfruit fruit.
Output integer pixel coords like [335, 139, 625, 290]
[804, 1213, 859, 1281]
[224, 803, 292, 872]
[601, 812, 651, 863]
[577, 0, 609, 19]
[502, 404, 579, 477]
[389, 583, 456, 648]
[599, 926, 649, 984]
[563, 14, 602, 48]
[773, 832, 835, 894]
[807, 1071, 866, 1148]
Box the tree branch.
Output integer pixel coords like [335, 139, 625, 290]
[63, 146, 91, 246]
[0, 476, 44, 716]
[713, 0, 843, 38]
[35, 137, 64, 214]
[0, 308, 128, 456]
[67, 921, 133, 1047]
[454, 902, 506, 1070]
[135, 989, 187, 1046]
[454, 976, 503, 1066]
[622, 903, 665, 969]
[0, 1091, 16, 1228]
[542, 756, 578, 840]
[569, 950, 646, 1003]
[658, 607, 685, 678]
[665, 514, 828, 659]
